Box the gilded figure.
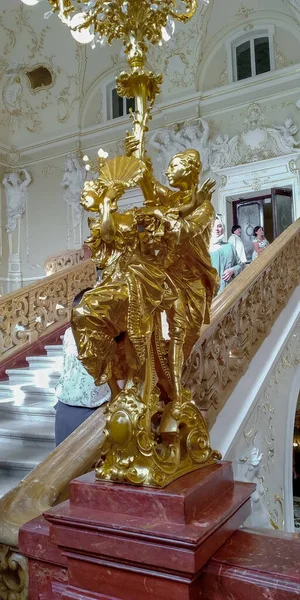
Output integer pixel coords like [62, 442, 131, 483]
[71, 148, 220, 486]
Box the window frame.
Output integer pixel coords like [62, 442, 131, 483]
[226, 25, 275, 84]
[106, 80, 135, 121]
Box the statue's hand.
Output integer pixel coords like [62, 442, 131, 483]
[105, 183, 125, 201]
[197, 179, 216, 204]
[125, 133, 139, 157]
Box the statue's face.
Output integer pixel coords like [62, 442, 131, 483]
[166, 157, 187, 188]
[184, 127, 195, 140]
[161, 131, 170, 145]
[66, 159, 74, 171]
[8, 173, 21, 186]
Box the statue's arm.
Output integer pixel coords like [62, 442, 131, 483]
[20, 169, 31, 189]
[101, 185, 125, 242]
[125, 133, 170, 205]
[22, 169, 31, 187]
[177, 179, 215, 221]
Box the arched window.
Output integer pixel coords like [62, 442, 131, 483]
[106, 82, 135, 120]
[226, 25, 275, 83]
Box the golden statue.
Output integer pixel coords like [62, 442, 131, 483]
[46, 0, 221, 487]
[71, 147, 220, 487]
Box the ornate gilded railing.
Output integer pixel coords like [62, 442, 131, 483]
[0, 260, 96, 360]
[183, 218, 300, 428]
[44, 248, 86, 276]
[0, 219, 299, 552]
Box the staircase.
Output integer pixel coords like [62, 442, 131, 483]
[0, 343, 63, 498]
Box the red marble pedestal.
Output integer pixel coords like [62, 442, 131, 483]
[19, 461, 255, 600]
[200, 528, 300, 599]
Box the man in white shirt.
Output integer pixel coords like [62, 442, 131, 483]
[228, 224, 247, 266]
[55, 288, 110, 446]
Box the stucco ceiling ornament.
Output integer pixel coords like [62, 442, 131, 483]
[153, 102, 300, 176]
[150, 117, 211, 178]
[235, 4, 254, 19]
[2, 65, 24, 115]
[1, 63, 42, 133]
[210, 102, 300, 171]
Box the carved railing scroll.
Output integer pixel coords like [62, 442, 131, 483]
[0, 543, 28, 600]
[183, 218, 300, 428]
[0, 260, 96, 360]
[0, 220, 299, 550]
[44, 248, 85, 275]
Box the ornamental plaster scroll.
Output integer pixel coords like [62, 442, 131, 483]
[150, 103, 300, 175]
[0, 6, 81, 136]
[228, 319, 300, 531]
[2, 169, 31, 233]
[210, 104, 300, 170]
[146, 0, 212, 93]
[235, 447, 273, 529]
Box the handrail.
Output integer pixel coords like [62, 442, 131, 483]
[44, 248, 85, 275]
[183, 218, 300, 427]
[0, 259, 97, 361]
[0, 219, 299, 548]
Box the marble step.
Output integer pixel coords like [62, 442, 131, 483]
[0, 397, 55, 419]
[0, 383, 17, 400]
[6, 368, 39, 385]
[45, 345, 64, 357]
[0, 439, 52, 471]
[26, 355, 63, 370]
[0, 416, 55, 442]
[0, 468, 29, 498]
[21, 385, 57, 404]
[48, 371, 61, 388]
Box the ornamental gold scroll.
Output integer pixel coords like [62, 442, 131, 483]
[71, 148, 221, 487]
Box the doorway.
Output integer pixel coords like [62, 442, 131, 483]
[228, 187, 294, 262]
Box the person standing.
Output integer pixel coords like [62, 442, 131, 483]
[252, 226, 269, 261]
[228, 224, 247, 266]
[209, 216, 243, 294]
[55, 288, 110, 446]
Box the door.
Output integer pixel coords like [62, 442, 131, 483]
[232, 198, 263, 262]
[232, 188, 294, 261]
[271, 188, 294, 237]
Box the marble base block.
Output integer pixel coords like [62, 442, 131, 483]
[200, 528, 300, 599]
[20, 461, 255, 600]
